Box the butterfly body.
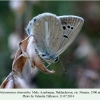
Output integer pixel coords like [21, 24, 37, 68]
[25, 13, 84, 63]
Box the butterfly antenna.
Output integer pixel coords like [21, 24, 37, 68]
[59, 60, 67, 74]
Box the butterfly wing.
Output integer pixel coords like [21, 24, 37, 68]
[56, 15, 84, 57]
[26, 13, 63, 57]
[26, 13, 84, 63]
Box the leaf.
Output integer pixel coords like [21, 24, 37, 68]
[31, 55, 55, 74]
[11, 35, 54, 79]
[0, 71, 29, 88]
[0, 72, 12, 88]
[12, 54, 27, 78]
[20, 35, 55, 74]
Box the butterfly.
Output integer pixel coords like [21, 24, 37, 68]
[25, 12, 84, 65]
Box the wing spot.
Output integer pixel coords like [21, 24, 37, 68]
[34, 18, 36, 22]
[30, 22, 31, 25]
[67, 25, 70, 28]
[71, 26, 73, 29]
[27, 28, 30, 34]
[63, 35, 68, 38]
[63, 25, 66, 30]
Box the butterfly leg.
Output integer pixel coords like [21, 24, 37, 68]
[47, 62, 51, 68]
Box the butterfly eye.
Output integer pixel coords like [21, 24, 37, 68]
[42, 54, 46, 56]
[34, 18, 36, 22]
[63, 25, 66, 30]
[54, 57, 59, 62]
